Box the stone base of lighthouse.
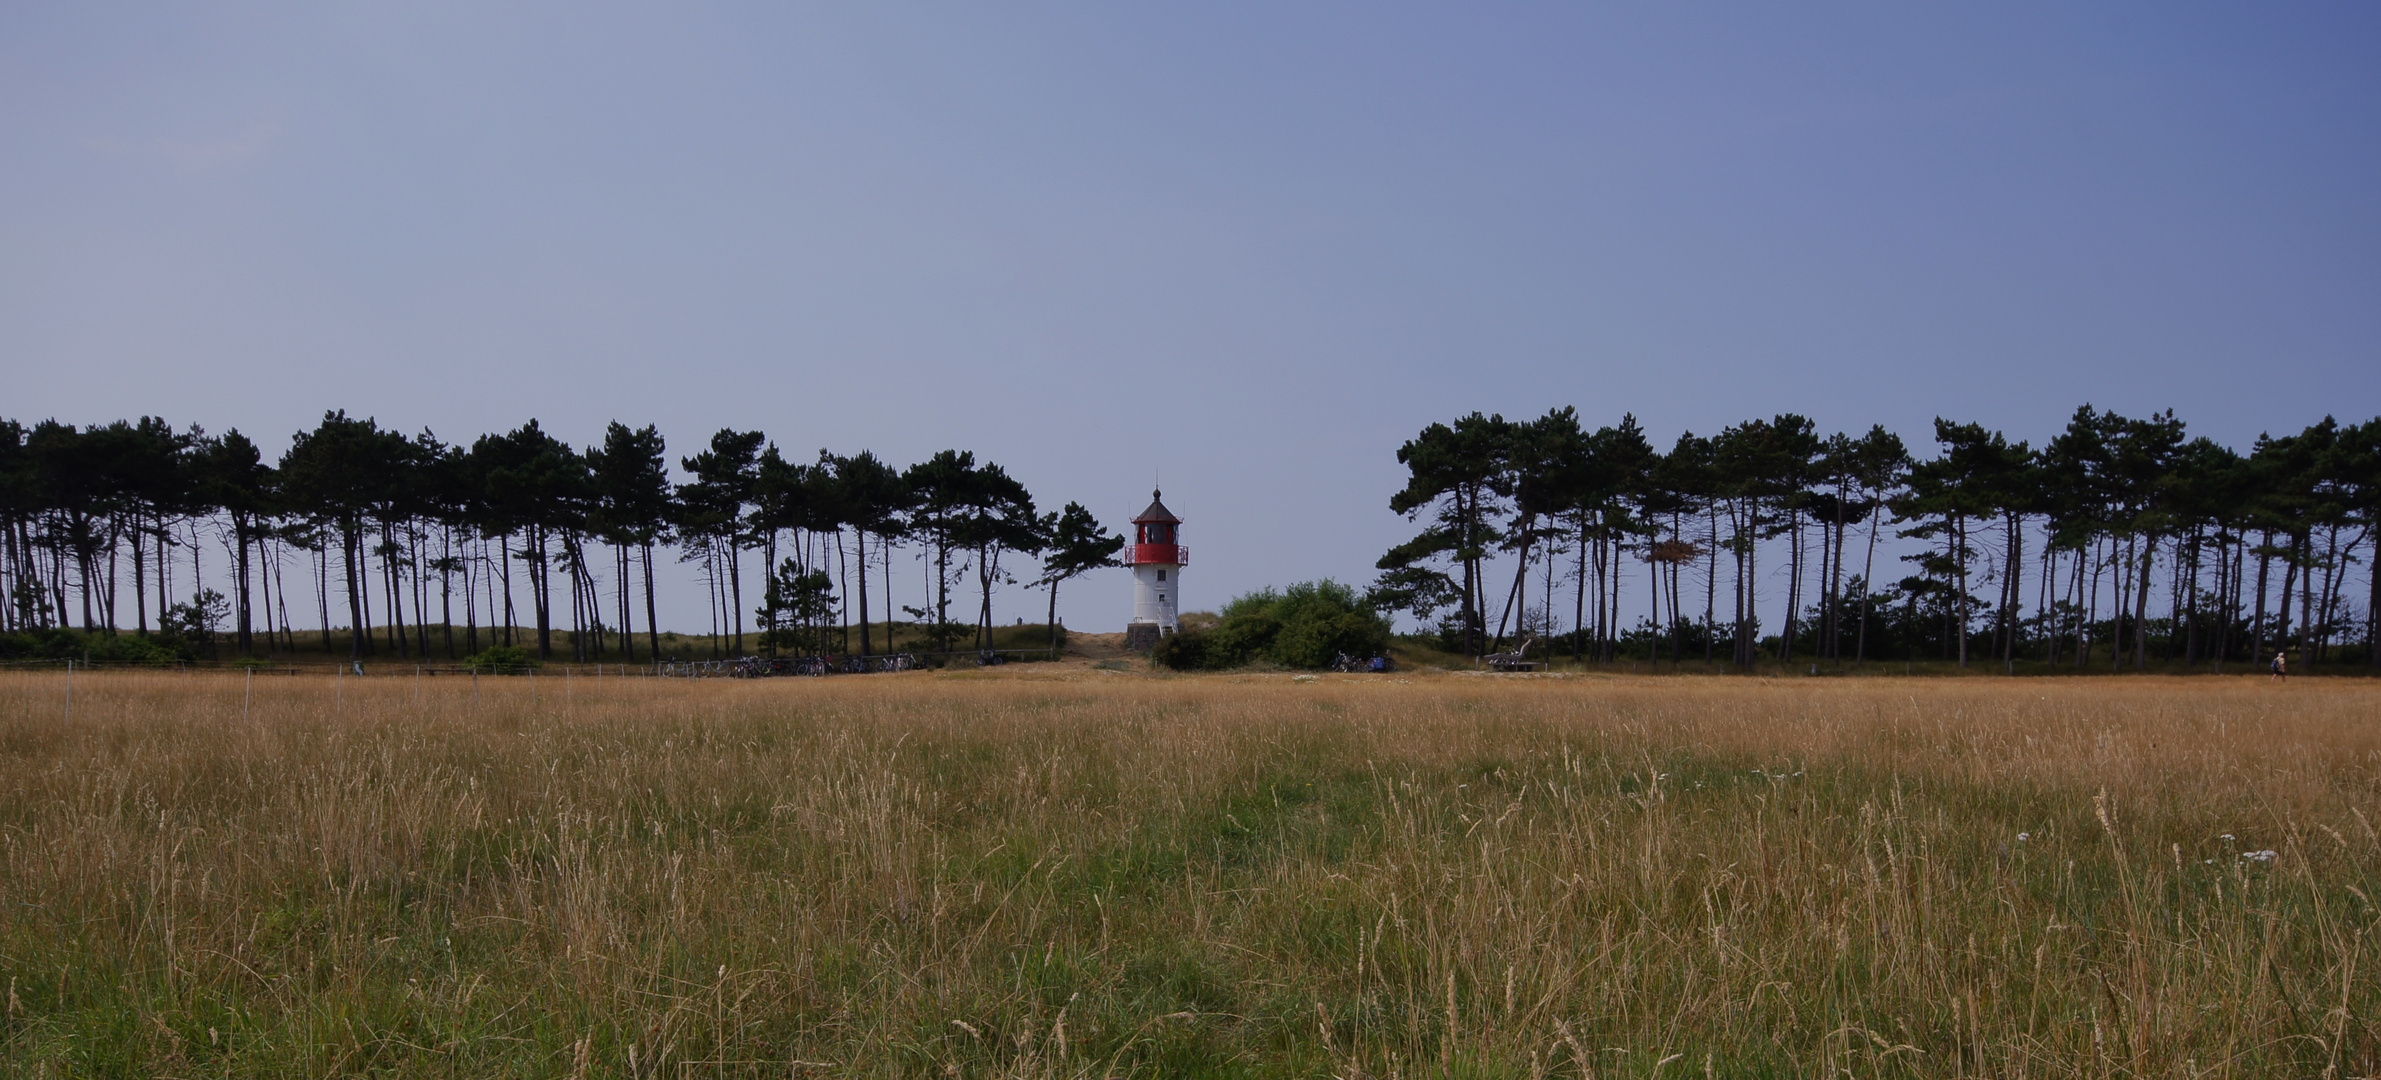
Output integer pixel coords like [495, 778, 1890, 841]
[1124, 622, 1164, 653]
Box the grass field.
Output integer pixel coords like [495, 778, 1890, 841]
[0, 668, 2375, 1077]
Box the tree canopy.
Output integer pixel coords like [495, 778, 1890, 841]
[1378, 407, 2381, 670]
[0, 413, 1107, 665]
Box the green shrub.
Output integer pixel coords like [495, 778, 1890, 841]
[1154, 581, 1390, 671]
[1149, 629, 1209, 670]
[0, 627, 187, 666]
[156, 589, 229, 659]
[463, 645, 542, 674]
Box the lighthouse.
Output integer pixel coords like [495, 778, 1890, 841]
[1123, 489, 1185, 652]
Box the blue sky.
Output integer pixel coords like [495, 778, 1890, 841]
[4, 4, 2377, 633]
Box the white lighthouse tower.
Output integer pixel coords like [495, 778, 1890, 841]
[1123, 490, 1185, 652]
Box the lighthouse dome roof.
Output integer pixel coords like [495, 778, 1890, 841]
[1131, 489, 1180, 525]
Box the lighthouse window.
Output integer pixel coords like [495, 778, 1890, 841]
[1156, 569, 1165, 581]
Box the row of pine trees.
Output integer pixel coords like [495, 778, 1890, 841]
[0, 412, 1125, 662]
[1379, 406, 2381, 670]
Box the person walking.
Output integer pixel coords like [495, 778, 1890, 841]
[2270, 650, 2287, 681]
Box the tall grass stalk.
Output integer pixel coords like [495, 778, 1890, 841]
[0, 670, 2375, 1076]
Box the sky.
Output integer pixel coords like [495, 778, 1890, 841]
[4, 4, 2378, 634]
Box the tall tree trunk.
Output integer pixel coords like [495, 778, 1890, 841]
[934, 534, 952, 643]
[1704, 504, 1719, 663]
[2042, 543, 2061, 664]
[1953, 516, 1970, 669]
[2215, 530, 2236, 668]
[1824, 499, 1846, 659]
[1670, 528, 1687, 664]
[1573, 510, 1589, 661]
[2368, 529, 2380, 667]
[2182, 530, 2200, 666]
[2317, 525, 2349, 662]
[977, 543, 997, 652]
[856, 529, 873, 657]
[1047, 576, 1062, 653]
[277, 540, 293, 651]
[1451, 491, 1469, 658]
[614, 544, 631, 662]
[1854, 504, 1880, 666]
[234, 520, 254, 655]
[2088, 534, 2111, 669]
[59, 527, 76, 631]
[564, 538, 582, 662]
[344, 525, 366, 658]
[2297, 530, 2318, 661]
[1493, 521, 1532, 652]
[359, 531, 376, 657]
[2274, 535, 2299, 664]
[2250, 531, 2272, 662]
[1605, 530, 1624, 663]
[643, 542, 660, 661]
[705, 543, 721, 656]
[728, 538, 745, 656]
[316, 543, 333, 654]
[464, 535, 481, 655]
[2201, 531, 2219, 665]
[131, 518, 148, 635]
[499, 534, 516, 648]
[252, 530, 270, 651]
[882, 533, 897, 655]
[412, 529, 429, 659]
[1779, 510, 1801, 663]
[383, 527, 406, 658]
[441, 528, 456, 659]
[1728, 502, 1746, 667]
[530, 528, 552, 660]
[2003, 512, 2023, 668]
[1647, 538, 1662, 664]
[1592, 530, 1609, 661]
[1743, 501, 1760, 668]
[2132, 536, 2154, 670]
[836, 531, 851, 654]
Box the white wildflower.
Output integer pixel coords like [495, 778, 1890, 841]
[2241, 849, 2278, 863]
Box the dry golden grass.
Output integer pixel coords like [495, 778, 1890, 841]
[1, 667, 2377, 1077]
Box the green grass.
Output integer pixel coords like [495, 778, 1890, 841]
[0, 672, 2376, 1076]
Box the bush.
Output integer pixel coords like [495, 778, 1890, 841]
[0, 627, 188, 666]
[157, 589, 229, 659]
[1152, 581, 1390, 671]
[463, 645, 541, 674]
[1149, 629, 1209, 671]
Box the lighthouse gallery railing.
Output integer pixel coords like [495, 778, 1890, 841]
[1127, 543, 1187, 565]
